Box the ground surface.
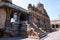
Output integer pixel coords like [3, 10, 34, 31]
[41, 30, 60, 40]
[0, 30, 60, 40]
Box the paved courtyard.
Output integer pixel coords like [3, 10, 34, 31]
[42, 30, 60, 40]
[0, 30, 60, 40]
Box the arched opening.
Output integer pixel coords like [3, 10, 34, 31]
[35, 18, 40, 27]
[52, 25, 55, 28]
[56, 24, 59, 28]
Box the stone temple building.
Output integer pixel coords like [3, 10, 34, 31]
[51, 20, 60, 30]
[0, 0, 51, 38]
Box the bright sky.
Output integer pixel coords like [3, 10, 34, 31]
[12, 0, 60, 20]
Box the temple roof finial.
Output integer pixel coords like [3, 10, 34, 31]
[37, 2, 44, 8]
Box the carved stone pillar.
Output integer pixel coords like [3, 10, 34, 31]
[5, 12, 11, 27]
[5, 8, 12, 27]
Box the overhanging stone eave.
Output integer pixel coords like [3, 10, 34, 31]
[0, 2, 29, 14]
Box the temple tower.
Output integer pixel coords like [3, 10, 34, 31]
[37, 2, 44, 10]
[28, 4, 33, 12]
[37, 2, 44, 12]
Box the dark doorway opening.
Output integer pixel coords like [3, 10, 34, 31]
[56, 24, 59, 28]
[20, 13, 28, 21]
[52, 25, 55, 28]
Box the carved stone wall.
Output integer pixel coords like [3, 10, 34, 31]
[28, 3, 51, 32]
[0, 8, 6, 28]
[0, 0, 51, 38]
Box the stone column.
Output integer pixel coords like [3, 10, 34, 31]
[59, 24, 60, 28]
[17, 13, 21, 22]
[55, 24, 56, 30]
[5, 12, 11, 27]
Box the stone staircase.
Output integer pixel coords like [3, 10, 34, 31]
[25, 21, 47, 38]
[31, 23, 47, 38]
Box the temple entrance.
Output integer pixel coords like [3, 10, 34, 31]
[20, 13, 28, 21]
[19, 13, 29, 38]
[19, 13, 29, 31]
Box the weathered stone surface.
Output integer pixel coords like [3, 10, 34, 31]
[0, 0, 52, 38]
[0, 8, 6, 28]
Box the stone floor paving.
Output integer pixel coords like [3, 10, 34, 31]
[41, 30, 60, 40]
[1, 30, 60, 40]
